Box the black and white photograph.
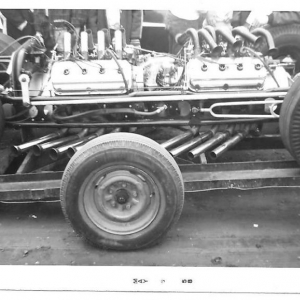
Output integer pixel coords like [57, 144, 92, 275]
[0, 0, 300, 298]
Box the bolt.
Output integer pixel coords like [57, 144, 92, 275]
[118, 197, 126, 204]
[122, 183, 127, 188]
[109, 189, 113, 194]
[111, 201, 116, 207]
[132, 191, 137, 197]
[255, 64, 262, 70]
[126, 204, 131, 210]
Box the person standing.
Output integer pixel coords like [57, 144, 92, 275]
[33, 9, 92, 51]
[164, 10, 204, 55]
[88, 10, 143, 47]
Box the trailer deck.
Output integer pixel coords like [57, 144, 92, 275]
[0, 157, 299, 202]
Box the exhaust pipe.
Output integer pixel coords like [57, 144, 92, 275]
[175, 28, 200, 57]
[209, 127, 249, 159]
[170, 130, 214, 157]
[86, 29, 94, 51]
[188, 127, 234, 160]
[216, 27, 243, 52]
[204, 25, 216, 42]
[198, 28, 223, 57]
[232, 26, 263, 49]
[115, 29, 123, 59]
[68, 144, 84, 157]
[161, 127, 199, 150]
[66, 128, 106, 158]
[49, 129, 90, 160]
[81, 31, 88, 60]
[68, 128, 119, 158]
[251, 28, 278, 57]
[33, 129, 88, 156]
[12, 129, 68, 156]
[110, 127, 122, 133]
[97, 30, 106, 59]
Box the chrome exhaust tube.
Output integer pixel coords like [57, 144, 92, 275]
[66, 128, 106, 158]
[198, 28, 223, 57]
[97, 30, 106, 59]
[12, 129, 68, 156]
[169, 130, 213, 157]
[81, 31, 88, 60]
[49, 129, 89, 160]
[216, 27, 243, 52]
[188, 127, 234, 160]
[175, 28, 201, 57]
[209, 132, 246, 159]
[110, 127, 122, 133]
[161, 127, 199, 150]
[232, 26, 263, 49]
[210, 126, 250, 159]
[204, 25, 217, 42]
[251, 28, 278, 57]
[86, 29, 94, 51]
[33, 129, 88, 156]
[68, 144, 84, 157]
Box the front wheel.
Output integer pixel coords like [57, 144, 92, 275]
[60, 132, 184, 250]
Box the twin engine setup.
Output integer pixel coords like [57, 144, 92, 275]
[0, 23, 295, 161]
[23, 27, 290, 98]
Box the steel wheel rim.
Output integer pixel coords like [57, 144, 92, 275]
[79, 164, 162, 235]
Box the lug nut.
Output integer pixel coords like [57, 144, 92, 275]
[126, 204, 131, 210]
[111, 201, 116, 207]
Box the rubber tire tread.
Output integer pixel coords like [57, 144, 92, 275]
[279, 77, 300, 161]
[259, 24, 300, 71]
[0, 101, 4, 140]
[60, 132, 185, 250]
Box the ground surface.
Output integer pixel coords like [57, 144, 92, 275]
[0, 186, 299, 267]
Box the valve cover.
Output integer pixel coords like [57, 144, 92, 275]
[51, 60, 132, 95]
[187, 57, 268, 92]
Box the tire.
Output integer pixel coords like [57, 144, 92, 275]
[0, 101, 4, 140]
[279, 76, 300, 161]
[60, 132, 185, 250]
[259, 24, 300, 73]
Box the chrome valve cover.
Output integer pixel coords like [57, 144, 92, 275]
[187, 57, 268, 92]
[51, 60, 133, 95]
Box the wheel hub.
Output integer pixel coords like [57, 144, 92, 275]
[81, 167, 161, 235]
[115, 189, 129, 205]
[81, 166, 161, 235]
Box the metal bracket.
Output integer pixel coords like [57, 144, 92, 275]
[19, 74, 31, 107]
